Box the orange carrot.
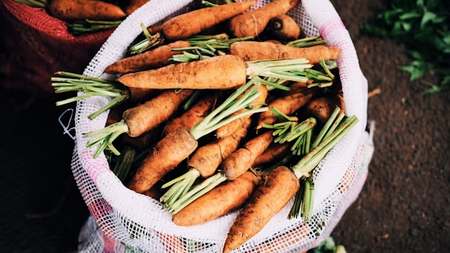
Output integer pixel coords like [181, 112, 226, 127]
[269, 14, 301, 41]
[123, 89, 193, 137]
[301, 92, 345, 126]
[104, 41, 191, 74]
[216, 84, 268, 139]
[125, 0, 151, 15]
[83, 89, 193, 158]
[230, 42, 341, 63]
[117, 55, 247, 89]
[229, 0, 299, 38]
[162, 93, 217, 137]
[160, 1, 255, 41]
[127, 127, 198, 193]
[172, 171, 259, 226]
[221, 130, 274, 180]
[256, 83, 319, 129]
[49, 0, 126, 21]
[187, 118, 251, 178]
[159, 118, 251, 209]
[251, 142, 291, 167]
[223, 165, 300, 253]
[147, 25, 162, 35]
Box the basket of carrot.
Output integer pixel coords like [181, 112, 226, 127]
[0, 0, 155, 93]
[55, 0, 373, 252]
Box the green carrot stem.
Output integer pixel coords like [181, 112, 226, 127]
[127, 31, 164, 55]
[288, 179, 305, 219]
[311, 107, 341, 149]
[323, 112, 345, 140]
[318, 82, 333, 88]
[256, 77, 290, 91]
[183, 90, 203, 110]
[293, 116, 359, 178]
[169, 173, 227, 214]
[56, 94, 94, 106]
[305, 129, 312, 154]
[202, 1, 219, 7]
[301, 178, 311, 219]
[88, 94, 128, 120]
[319, 58, 335, 80]
[112, 146, 136, 183]
[306, 178, 315, 221]
[54, 71, 111, 82]
[161, 171, 198, 207]
[285, 118, 316, 142]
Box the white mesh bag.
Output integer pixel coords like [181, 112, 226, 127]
[73, 0, 373, 252]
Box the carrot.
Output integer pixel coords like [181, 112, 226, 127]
[104, 41, 191, 74]
[228, 0, 299, 38]
[123, 89, 193, 137]
[301, 92, 345, 126]
[223, 165, 300, 253]
[216, 84, 268, 139]
[166, 129, 274, 214]
[172, 171, 259, 226]
[147, 25, 162, 35]
[256, 82, 319, 129]
[117, 55, 247, 90]
[269, 14, 301, 41]
[230, 42, 341, 63]
[188, 118, 251, 178]
[124, 80, 267, 194]
[160, 1, 256, 41]
[49, 0, 126, 21]
[125, 0, 150, 15]
[251, 142, 291, 168]
[160, 118, 251, 208]
[162, 93, 217, 137]
[83, 89, 193, 158]
[127, 127, 198, 193]
[221, 130, 274, 180]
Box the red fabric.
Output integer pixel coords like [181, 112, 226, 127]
[0, 0, 114, 94]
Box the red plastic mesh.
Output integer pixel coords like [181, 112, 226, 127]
[0, 0, 114, 94]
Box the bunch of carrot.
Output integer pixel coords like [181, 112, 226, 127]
[14, 0, 158, 35]
[52, 1, 359, 252]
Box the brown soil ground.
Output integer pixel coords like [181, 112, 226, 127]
[0, 0, 449, 252]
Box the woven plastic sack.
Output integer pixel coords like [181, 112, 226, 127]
[0, 0, 113, 93]
[73, 0, 372, 252]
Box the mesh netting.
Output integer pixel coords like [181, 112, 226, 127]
[72, 0, 371, 252]
[0, 0, 113, 93]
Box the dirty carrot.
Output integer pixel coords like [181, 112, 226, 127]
[125, 79, 267, 193]
[167, 130, 274, 214]
[301, 92, 345, 126]
[229, 0, 299, 38]
[49, 0, 126, 21]
[252, 142, 291, 167]
[160, 118, 251, 207]
[230, 42, 341, 63]
[83, 89, 193, 158]
[104, 40, 191, 74]
[223, 165, 300, 253]
[160, 1, 255, 41]
[162, 93, 217, 137]
[269, 14, 301, 41]
[172, 171, 259, 226]
[117, 55, 247, 89]
[125, 0, 150, 15]
[257, 82, 319, 129]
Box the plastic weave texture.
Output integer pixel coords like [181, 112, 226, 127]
[0, 0, 113, 93]
[73, 0, 371, 252]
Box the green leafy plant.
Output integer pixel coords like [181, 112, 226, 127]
[363, 0, 450, 94]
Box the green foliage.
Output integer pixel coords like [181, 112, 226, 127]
[363, 0, 450, 94]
